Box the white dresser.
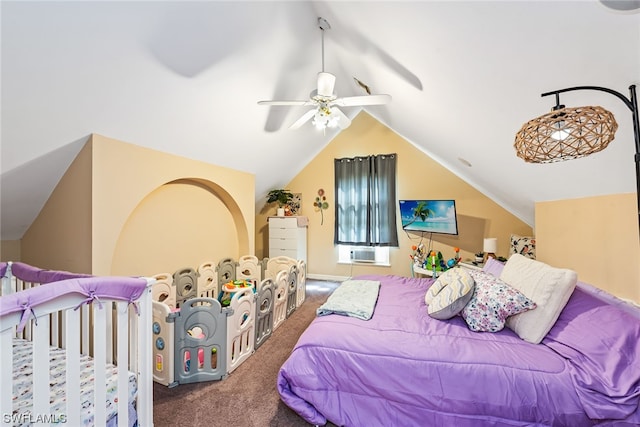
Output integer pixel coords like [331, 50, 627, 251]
[268, 216, 308, 262]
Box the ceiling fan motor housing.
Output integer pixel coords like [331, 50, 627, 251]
[315, 72, 336, 98]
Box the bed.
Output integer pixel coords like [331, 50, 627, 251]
[277, 256, 640, 426]
[0, 262, 154, 427]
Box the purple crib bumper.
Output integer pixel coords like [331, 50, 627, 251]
[7, 261, 92, 283]
[0, 275, 149, 332]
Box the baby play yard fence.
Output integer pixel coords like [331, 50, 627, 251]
[151, 255, 306, 387]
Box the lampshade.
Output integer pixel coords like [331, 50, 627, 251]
[514, 105, 618, 163]
[483, 238, 498, 254]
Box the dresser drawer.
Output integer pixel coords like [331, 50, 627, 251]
[268, 217, 299, 229]
[269, 247, 298, 259]
[269, 227, 299, 239]
[269, 237, 299, 250]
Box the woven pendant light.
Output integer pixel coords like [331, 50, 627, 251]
[514, 105, 618, 163]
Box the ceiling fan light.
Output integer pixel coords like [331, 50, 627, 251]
[312, 104, 340, 130]
[312, 109, 326, 129]
[313, 118, 325, 130]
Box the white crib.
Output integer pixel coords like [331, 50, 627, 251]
[0, 261, 154, 427]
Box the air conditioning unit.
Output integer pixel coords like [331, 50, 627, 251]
[350, 248, 376, 263]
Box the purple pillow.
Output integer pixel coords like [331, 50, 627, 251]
[461, 270, 536, 332]
[482, 257, 505, 277]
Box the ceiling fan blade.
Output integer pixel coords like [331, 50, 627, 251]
[333, 94, 392, 107]
[258, 100, 314, 106]
[330, 106, 352, 129]
[289, 109, 317, 129]
[317, 72, 336, 97]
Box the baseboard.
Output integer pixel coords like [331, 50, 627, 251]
[307, 273, 350, 282]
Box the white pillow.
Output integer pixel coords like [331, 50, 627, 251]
[500, 254, 577, 344]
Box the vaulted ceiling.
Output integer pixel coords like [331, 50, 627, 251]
[1, 1, 639, 240]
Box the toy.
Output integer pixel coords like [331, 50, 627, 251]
[409, 243, 427, 267]
[447, 247, 461, 268]
[219, 279, 255, 307]
[425, 247, 461, 273]
[425, 251, 444, 272]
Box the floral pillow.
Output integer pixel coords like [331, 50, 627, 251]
[461, 270, 537, 333]
[510, 234, 536, 259]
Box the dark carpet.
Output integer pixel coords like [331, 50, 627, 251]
[153, 280, 340, 427]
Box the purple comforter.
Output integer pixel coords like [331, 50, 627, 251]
[278, 274, 640, 426]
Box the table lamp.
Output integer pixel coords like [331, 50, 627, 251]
[483, 238, 498, 262]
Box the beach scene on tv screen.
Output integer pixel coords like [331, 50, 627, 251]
[400, 200, 458, 234]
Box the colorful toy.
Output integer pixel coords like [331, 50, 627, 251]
[219, 279, 255, 307]
[409, 243, 427, 267]
[425, 251, 443, 272]
[424, 247, 461, 274]
[447, 247, 461, 268]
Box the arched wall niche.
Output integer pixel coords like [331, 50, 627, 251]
[111, 177, 249, 277]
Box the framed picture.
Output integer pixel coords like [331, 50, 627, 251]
[289, 193, 302, 215]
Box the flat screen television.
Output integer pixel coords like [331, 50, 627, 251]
[399, 199, 459, 235]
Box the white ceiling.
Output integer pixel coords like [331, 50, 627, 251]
[1, 1, 639, 240]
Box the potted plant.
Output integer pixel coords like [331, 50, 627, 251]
[474, 251, 485, 263]
[266, 189, 294, 216]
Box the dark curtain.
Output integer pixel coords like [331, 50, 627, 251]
[334, 153, 398, 246]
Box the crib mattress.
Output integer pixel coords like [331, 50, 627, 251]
[12, 338, 137, 426]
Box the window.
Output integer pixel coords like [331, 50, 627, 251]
[334, 153, 398, 249]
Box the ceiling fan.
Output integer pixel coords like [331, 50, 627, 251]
[258, 17, 392, 131]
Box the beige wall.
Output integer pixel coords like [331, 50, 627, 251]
[20, 134, 255, 277]
[1, 240, 21, 261]
[536, 193, 640, 303]
[91, 135, 255, 276]
[21, 142, 93, 272]
[111, 179, 240, 277]
[256, 112, 532, 278]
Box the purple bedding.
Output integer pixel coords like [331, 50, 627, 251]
[277, 274, 640, 426]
